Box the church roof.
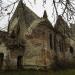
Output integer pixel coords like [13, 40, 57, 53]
[54, 15, 70, 36]
[26, 18, 53, 35]
[9, 0, 53, 35]
[54, 15, 69, 29]
[9, 0, 40, 30]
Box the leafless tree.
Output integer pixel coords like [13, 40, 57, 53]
[34, 0, 75, 23]
[0, 0, 75, 24]
[52, 0, 75, 23]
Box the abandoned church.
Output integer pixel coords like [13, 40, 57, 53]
[0, 0, 75, 70]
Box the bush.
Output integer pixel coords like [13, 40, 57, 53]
[51, 58, 75, 71]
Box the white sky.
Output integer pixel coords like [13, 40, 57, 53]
[0, 0, 63, 31]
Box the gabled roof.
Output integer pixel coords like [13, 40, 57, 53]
[25, 10, 53, 35]
[54, 15, 70, 36]
[9, 3, 54, 35]
[54, 15, 69, 29]
[26, 18, 54, 35]
[8, 0, 40, 31]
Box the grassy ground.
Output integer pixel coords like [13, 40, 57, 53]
[0, 69, 75, 75]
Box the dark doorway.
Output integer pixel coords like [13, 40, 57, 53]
[70, 46, 74, 54]
[17, 56, 23, 69]
[0, 53, 4, 69]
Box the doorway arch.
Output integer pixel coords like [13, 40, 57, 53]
[0, 53, 4, 69]
[70, 46, 74, 54]
[17, 56, 23, 69]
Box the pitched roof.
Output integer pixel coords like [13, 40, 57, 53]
[8, 0, 40, 31]
[55, 15, 68, 29]
[26, 18, 53, 35]
[54, 15, 70, 36]
[9, 1, 53, 36]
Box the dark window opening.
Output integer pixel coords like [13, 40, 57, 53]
[70, 46, 74, 54]
[61, 42, 63, 51]
[0, 53, 4, 69]
[17, 56, 23, 69]
[54, 35, 57, 52]
[10, 25, 20, 38]
[10, 30, 16, 38]
[49, 34, 53, 49]
[59, 41, 63, 52]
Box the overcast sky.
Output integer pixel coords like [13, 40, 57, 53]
[0, 0, 62, 31]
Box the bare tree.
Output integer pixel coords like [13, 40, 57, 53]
[0, 0, 75, 24]
[52, 0, 75, 22]
[19, 0, 74, 23]
[34, 0, 75, 23]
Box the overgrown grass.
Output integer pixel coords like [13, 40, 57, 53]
[0, 69, 75, 75]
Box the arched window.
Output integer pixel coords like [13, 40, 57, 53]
[59, 40, 63, 52]
[54, 35, 56, 51]
[49, 34, 53, 49]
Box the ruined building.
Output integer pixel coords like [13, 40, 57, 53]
[0, 0, 74, 70]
